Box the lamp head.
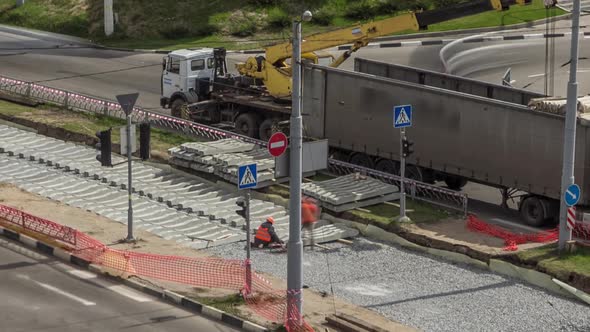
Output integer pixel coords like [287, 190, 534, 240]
[302, 10, 312, 22]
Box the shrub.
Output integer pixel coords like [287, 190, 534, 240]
[228, 13, 257, 37]
[159, 25, 191, 39]
[267, 7, 291, 30]
[313, 7, 335, 26]
[344, 0, 379, 20]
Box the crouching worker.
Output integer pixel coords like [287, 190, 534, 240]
[253, 217, 283, 248]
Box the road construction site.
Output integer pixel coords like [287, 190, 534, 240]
[0, 122, 588, 332]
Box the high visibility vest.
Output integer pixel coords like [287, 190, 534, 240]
[255, 224, 271, 242]
[302, 202, 318, 224]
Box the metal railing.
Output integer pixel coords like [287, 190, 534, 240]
[0, 75, 469, 215]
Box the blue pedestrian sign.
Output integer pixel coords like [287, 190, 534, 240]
[565, 184, 581, 207]
[238, 163, 257, 190]
[394, 105, 412, 128]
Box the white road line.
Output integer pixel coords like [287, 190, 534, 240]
[106, 285, 153, 303]
[524, 33, 544, 39]
[68, 269, 97, 280]
[491, 218, 544, 233]
[528, 73, 546, 78]
[35, 281, 96, 306]
[400, 41, 421, 47]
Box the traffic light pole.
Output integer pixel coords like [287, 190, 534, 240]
[245, 189, 252, 294]
[126, 114, 134, 241]
[399, 128, 409, 222]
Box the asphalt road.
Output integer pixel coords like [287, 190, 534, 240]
[0, 237, 238, 332]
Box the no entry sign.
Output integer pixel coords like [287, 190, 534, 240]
[268, 132, 288, 157]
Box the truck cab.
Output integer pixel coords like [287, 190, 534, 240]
[160, 48, 220, 116]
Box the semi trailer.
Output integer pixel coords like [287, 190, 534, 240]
[302, 58, 590, 227]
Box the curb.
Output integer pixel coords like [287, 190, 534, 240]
[337, 31, 590, 50]
[71, 13, 575, 55]
[322, 214, 580, 302]
[0, 224, 269, 332]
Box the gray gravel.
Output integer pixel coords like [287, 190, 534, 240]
[205, 239, 590, 332]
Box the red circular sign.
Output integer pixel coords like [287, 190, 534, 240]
[268, 132, 288, 157]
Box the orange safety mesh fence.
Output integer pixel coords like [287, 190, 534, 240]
[467, 214, 558, 251]
[0, 204, 77, 245]
[0, 204, 313, 331]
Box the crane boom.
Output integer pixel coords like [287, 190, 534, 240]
[236, 0, 529, 98]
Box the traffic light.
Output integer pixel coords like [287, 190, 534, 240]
[95, 128, 112, 167]
[236, 199, 247, 218]
[402, 136, 414, 158]
[139, 122, 151, 160]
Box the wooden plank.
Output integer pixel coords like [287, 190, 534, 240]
[337, 238, 354, 245]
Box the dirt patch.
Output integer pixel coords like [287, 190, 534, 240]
[0, 184, 415, 331]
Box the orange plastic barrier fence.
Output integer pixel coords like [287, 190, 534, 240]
[0, 204, 313, 331]
[467, 214, 558, 251]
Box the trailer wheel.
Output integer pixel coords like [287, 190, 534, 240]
[171, 99, 186, 118]
[349, 153, 374, 169]
[444, 175, 468, 191]
[375, 159, 399, 175]
[520, 196, 547, 227]
[405, 165, 423, 182]
[235, 113, 259, 138]
[259, 118, 278, 142]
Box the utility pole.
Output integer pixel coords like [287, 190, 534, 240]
[16, 0, 24, 7]
[558, 0, 581, 252]
[116, 93, 139, 242]
[287, 10, 312, 330]
[104, 0, 114, 36]
[399, 128, 408, 221]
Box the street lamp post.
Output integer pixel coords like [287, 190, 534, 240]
[558, 0, 582, 252]
[287, 9, 312, 330]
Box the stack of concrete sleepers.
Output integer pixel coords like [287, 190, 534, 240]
[168, 138, 276, 187]
[302, 173, 401, 212]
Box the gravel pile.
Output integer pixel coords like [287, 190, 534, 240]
[205, 239, 590, 332]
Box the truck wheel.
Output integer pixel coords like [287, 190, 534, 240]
[375, 159, 399, 175]
[444, 175, 468, 191]
[235, 113, 259, 138]
[349, 153, 374, 169]
[171, 99, 186, 119]
[519, 196, 547, 227]
[259, 118, 278, 142]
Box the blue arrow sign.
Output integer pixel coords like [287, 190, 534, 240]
[238, 163, 257, 190]
[565, 184, 581, 207]
[394, 105, 412, 128]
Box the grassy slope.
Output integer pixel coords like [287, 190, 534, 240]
[0, 0, 565, 50]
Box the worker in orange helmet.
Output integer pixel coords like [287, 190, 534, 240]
[301, 196, 320, 248]
[253, 216, 283, 248]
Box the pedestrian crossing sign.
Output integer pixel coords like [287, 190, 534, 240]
[238, 163, 257, 190]
[394, 105, 412, 128]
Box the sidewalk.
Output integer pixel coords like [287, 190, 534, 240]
[0, 183, 415, 332]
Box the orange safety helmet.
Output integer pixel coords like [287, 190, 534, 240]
[266, 216, 275, 224]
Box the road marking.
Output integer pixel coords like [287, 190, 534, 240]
[400, 41, 421, 47]
[528, 73, 546, 78]
[68, 269, 97, 280]
[106, 285, 153, 303]
[35, 281, 96, 306]
[491, 218, 544, 233]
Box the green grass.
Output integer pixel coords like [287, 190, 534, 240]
[422, 0, 565, 33]
[191, 294, 245, 317]
[348, 199, 454, 225]
[0, 100, 36, 116]
[517, 244, 590, 278]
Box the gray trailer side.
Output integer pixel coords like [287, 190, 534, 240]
[302, 62, 590, 225]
